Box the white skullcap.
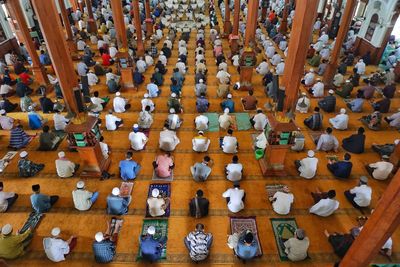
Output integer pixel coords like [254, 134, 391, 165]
[307, 150, 315, 157]
[51, 227, 61, 237]
[340, 108, 346, 114]
[1, 224, 12, 235]
[309, 68, 314, 72]
[95, 232, 104, 242]
[227, 94, 232, 99]
[116, 92, 121, 96]
[160, 51, 164, 55]
[199, 79, 203, 83]
[224, 108, 230, 113]
[394, 139, 400, 145]
[328, 89, 334, 94]
[133, 124, 139, 129]
[152, 188, 160, 198]
[301, 92, 307, 96]
[19, 151, 28, 158]
[346, 80, 350, 82]
[0, 109, 5, 115]
[58, 151, 65, 158]
[171, 93, 177, 97]
[144, 93, 149, 98]
[198, 131, 204, 135]
[76, 181, 85, 189]
[169, 108, 176, 114]
[147, 226, 156, 235]
[112, 187, 120, 196]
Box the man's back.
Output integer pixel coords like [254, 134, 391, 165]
[93, 240, 116, 263]
[189, 197, 209, 217]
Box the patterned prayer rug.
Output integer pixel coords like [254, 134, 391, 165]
[119, 182, 134, 198]
[265, 184, 288, 198]
[19, 212, 44, 233]
[235, 113, 252, 131]
[137, 219, 169, 261]
[270, 218, 298, 261]
[146, 183, 171, 218]
[230, 216, 263, 257]
[204, 113, 219, 132]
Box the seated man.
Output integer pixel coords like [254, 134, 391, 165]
[167, 93, 183, 113]
[344, 176, 372, 209]
[325, 227, 360, 258]
[295, 150, 318, 179]
[53, 110, 70, 131]
[147, 188, 167, 217]
[153, 153, 174, 178]
[335, 80, 353, 98]
[342, 127, 365, 154]
[225, 155, 243, 182]
[189, 189, 209, 218]
[346, 95, 364, 113]
[304, 107, 323, 130]
[316, 127, 339, 152]
[318, 90, 336, 112]
[166, 108, 183, 130]
[28, 106, 47, 130]
[159, 125, 180, 151]
[195, 79, 207, 97]
[269, 186, 294, 215]
[221, 129, 238, 154]
[327, 153, 353, 179]
[72, 181, 99, 211]
[301, 69, 315, 86]
[234, 230, 258, 262]
[39, 94, 54, 114]
[284, 229, 310, 262]
[106, 187, 130, 215]
[0, 223, 32, 259]
[192, 131, 211, 152]
[119, 151, 141, 181]
[196, 94, 209, 113]
[308, 78, 324, 97]
[43, 227, 76, 262]
[372, 139, 400, 156]
[309, 189, 339, 217]
[296, 93, 311, 114]
[30, 184, 59, 213]
[366, 155, 394, 181]
[220, 94, 235, 113]
[18, 151, 44, 178]
[357, 84, 376, 99]
[105, 110, 123, 131]
[329, 108, 349, 130]
[140, 226, 167, 262]
[39, 125, 61, 151]
[0, 181, 18, 212]
[138, 106, 154, 129]
[147, 78, 161, 97]
[55, 151, 80, 178]
[93, 231, 117, 263]
[113, 92, 131, 113]
[371, 95, 391, 113]
[241, 91, 258, 110]
[222, 183, 245, 213]
[384, 109, 400, 130]
[128, 124, 148, 151]
[250, 109, 268, 131]
[195, 114, 209, 131]
[184, 223, 213, 262]
[219, 108, 234, 130]
[191, 156, 212, 182]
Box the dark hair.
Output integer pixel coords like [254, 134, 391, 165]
[196, 189, 203, 197]
[244, 232, 254, 243]
[204, 156, 210, 162]
[43, 125, 50, 132]
[0, 181, 3, 188]
[196, 223, 204, 231]
[249, 90, 254, 95]
[227, 129, 233, 135]
[94, 91, 99, 97]
[327, 190, 336, 198]
[358, 127, 365, 134]
[126, 151, 133, 158]
[314, 107, 320, 112]
[145, 105, 151, 111]
[32, 184, 40, 191]
[344, 153, 351, 160]
[326, 127, 333, 134]
[100, 136, 104, 142]
[232, 155, 239, 162]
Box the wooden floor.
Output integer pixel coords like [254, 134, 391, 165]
[1, 8, 400, 267]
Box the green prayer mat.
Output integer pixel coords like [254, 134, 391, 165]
[204, 113, 219, 132]
[270, 218, 298, 261]
[235, 113, 252, 131]
[137, 219, 168, 261]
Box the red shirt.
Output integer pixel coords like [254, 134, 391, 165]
[102, 53, 112, 66]
[19, 72, 31, 85]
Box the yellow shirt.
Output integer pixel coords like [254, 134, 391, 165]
[0, 229, 31, 259]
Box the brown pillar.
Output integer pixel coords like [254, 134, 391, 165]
[5, 0, 48, 85]
[132, 0, 144, 56]
[279, 0, 290, 33]
[70, 0, 78, 12]
[144, 0, 153, 38]
[282, 0, 318, 111]
[323, 0, 357, 87]
[85, 0, 97, 33]
[243, 0, 259, 47]
[31, 0, 81, 117]
[58, 0, 77, 53]
[78, 0, 84, 11]
[110, 0, 128, 53]
[229, 0, 240, 54]
[341, 171, 400, 266]
[223, 0, 232, 38]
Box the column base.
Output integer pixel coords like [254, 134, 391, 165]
[222, 21, 232, 38]
[239, 66, 254, 86]
[31, 66, 49, 85]
[136, 41, 145, 57]
[229, 38, 239, 55]
[145, 21, 153, 38]
[279, 19, 288, 34]
[87, 19, 97, 34]
[120, 67, 136, 90]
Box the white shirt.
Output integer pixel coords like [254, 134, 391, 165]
[55, 159, 76, 178]
[266, 46, 275, 58]
[141, 98, 155, 112]
[253, 113, 268, 131]
[147, 197, 166, 217]
[105, 114, 121, 130]
[109, 47, 118, 58]
[226, 163, 243, 182]
[329, 114, 349, 130]
[304, 72, 315, 86]
[222, 136, 238, 154]
[0, 84, 12, 95]
[195, 115, 208, 131]
[296, 96, 310, 113]
[219, 113, 233, 129]
[355, 61, 366, 74]
[316, 134, 339, 152]
[176, 62, 186, 74]
[222, 188, 245, 213]
[136, 60, 147, 73]
[279, 40, 287, 51]
[271, 54, 282, 66]
[350, 185, 372, 207]
[311, 82, 324, 97]
[318, 34, 329, 44]
[77, 40, 86, 50]
[113, 96, 126, 113]
[90, 97, 105, 113]
[309, 198, 339, 217]
[298, 157, 318, 179]
[256, 61, 269, 75]
[129, 131, 148, 150]
[159, 129, 180, 151]
[145, 55, 154, 66]
[53, 114, 69, 131]
[72, 189, 93, 211]
[87, 73, 98, 86]
[159, 54, 167, 66]
[0, 116, 14, 130]
[232, 55, 240, 67]
[0, 191, 15, 212]
[192, 137, 210, 152]
[100, 141, 109, 158]
[44, 238, 70, 262]
[369, 161, 394, 180]
[272, 191, 294, 215]
[276, 62, 285, 75]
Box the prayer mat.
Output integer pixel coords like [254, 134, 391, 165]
[119, 182, 134, 198]
[270, 217, 298, 261]
[152, 170, 174, 182]
[230, 216, 263, 257]
[266, 184, 288, 198]
[137, 219, 169, 261]
[139, 128, 150, 138]
[37, 131, 67, 151]
[326, 155, 339, 161]
[107, 217, 123, 243]
[19, 212, 44, 234]
[0, 151, 17, 173]
[235, 113, 252, 131]
[204, 113, 219, 132]
[146, 183, 171, 218]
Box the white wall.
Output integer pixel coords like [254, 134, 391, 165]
[54, 0, 73, 13]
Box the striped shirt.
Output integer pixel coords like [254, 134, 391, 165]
[185, 231, 212, 261]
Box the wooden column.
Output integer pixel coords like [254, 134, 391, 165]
[243, 0, 259, 47]
[85, 0, 97, 33]
[110, 0, 128, 53]
[78, 0, 84, 11]
[323, 0, 357, 87]
[229, 0, 240, 54]
[279, 0, 290, 33]
[132, 0, 144, 56]
[282, 0, 318, 111]
[341, 171, 400, 266]
[144, 0, 153, 38]
[70, 0, 78, 11]
[31, 0, 81, 117]
[5, 0, 48, 85]
[223, 0, 232, 38]
[58, 0, 77, 53]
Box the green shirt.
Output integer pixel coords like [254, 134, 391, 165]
[0, 229, 31, 259]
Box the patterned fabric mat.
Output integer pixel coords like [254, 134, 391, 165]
[137, 219, 169, 261]
[230, 216, 263, 257]
[265, 184, 287, 198]
[19, 212, 44, 233]
[119, 182, 134, 198]
[270, 218, 298, 261]
[204, 113, 219, 132]
[146, 183, 171, 218]
[235, 113, 252, 131]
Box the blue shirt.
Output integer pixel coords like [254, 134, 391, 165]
[28, 112, 43, 130]
[221, 99, 235, 113]
[93, 240, 116, 263]
[140, 236, 162, 262]
[235, 235, 258, 260]
[133, 72, 144, 84]
[39, 54, 51, 65]
[196, 97, 209, 113]
[147, 83, 159, 97]
[350, 98, 364, 112]
[106, 195, 129, 215]
[30, 193, 51, 213]
[119, 160, 140, 180]
[329, 160, 353, 179]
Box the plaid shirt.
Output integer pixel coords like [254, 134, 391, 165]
[93, 240, 116, 263]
